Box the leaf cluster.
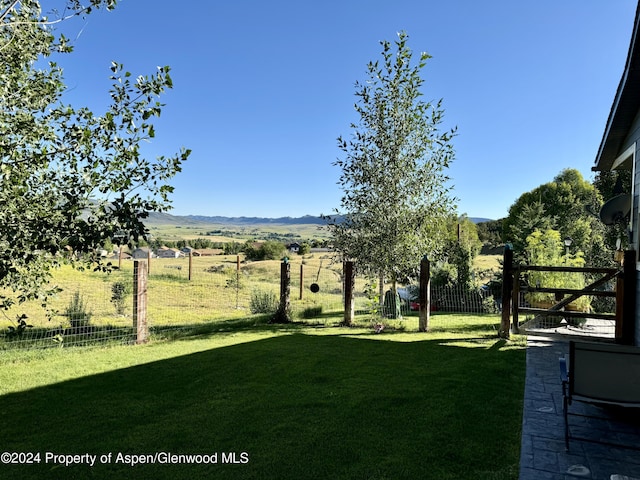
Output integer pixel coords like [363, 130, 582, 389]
[0, 1, 189, 310]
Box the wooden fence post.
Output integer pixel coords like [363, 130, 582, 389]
[500, 244, 513, 339]
[236, 255, 241, 309]
[619, 250, 637, 345]
[511, 266, 520, 334]
[188, 251, 193, 281]
[616, 267, 624, 343]
[419, 256, 430, 332]
[300, 264, 304, 300]
[272, 258, 291, 323]
[344, 261, 355, 327]
[133, 260, 149, 344]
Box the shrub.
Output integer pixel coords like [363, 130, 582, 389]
[298, 242, 311, 255]
[363, 280, 379, 318]
[524, 229, 590, 312]
[301, 306, 323, 319]
[431, 263, 457, 288]
[244, 241, 287, 261]
[111, 281, 131, 315]
[64, 291, 92, 330]
[250, 290, 278, 314]
[204, 265, 226, 274]
[5, 314, 31, 339]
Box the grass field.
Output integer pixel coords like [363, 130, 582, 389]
[0, 314, 526, 480]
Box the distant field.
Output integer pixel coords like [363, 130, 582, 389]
[474, 254, 502, 284]
[146, 222, 330, 243]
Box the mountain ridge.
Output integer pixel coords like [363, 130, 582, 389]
[146, 212, 493, 226]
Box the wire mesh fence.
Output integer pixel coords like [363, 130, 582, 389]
[1, 268, 137, 349]
[1, 253, 500, 350]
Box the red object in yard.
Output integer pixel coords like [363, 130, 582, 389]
[410, 302, 438, 312]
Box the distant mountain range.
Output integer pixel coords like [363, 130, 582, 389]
[146, 212, 493, 226]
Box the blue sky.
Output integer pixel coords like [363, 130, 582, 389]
[55, 0, 637, 220]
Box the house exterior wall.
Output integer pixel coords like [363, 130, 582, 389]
[628, 110, 640, 250]
[633, 141, 639, 250]
[635, 271, 640, 345]
[623, 111, 640, 345]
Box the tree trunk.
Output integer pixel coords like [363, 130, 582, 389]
[419, 256, 430, 332]
[343, 261, 355, 326]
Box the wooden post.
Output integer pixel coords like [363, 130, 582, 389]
[500, 245, 513, 338]
[147, 248, 151, 274]
[619, 250, 637, 345]
[419, 256, 430, 332]
[512, 267, 520, 333]
[616, 269, 624, 343]
[344, 261, 355, 326]
[299, 264, 304, 300]
[236, 255, 241, 308]
[188, 251, 193, 281]
[272, 259, 291, 323]
[133, 260, 148, 344]
[118, 245, 123, 270]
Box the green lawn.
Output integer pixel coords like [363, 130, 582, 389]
[0, 314, 526, 480]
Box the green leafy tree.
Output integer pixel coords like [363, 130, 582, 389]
[223, 242, 244, 255]
[503, 169, 605, 266]
[297, 242, 310, 255]
[0, 1, 189, 312]
[326, 31, 457, 306]
[524, 229, 590, 312]
[506, 200, 557, 263]
[243, 241, 286, 261]
[476, 219, 504, 247]
[437, 215, 482, 289]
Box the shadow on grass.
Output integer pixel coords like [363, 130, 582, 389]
[0, 333, 524, 480]
[3, 311, 503, 350]
[151, 312, 504, 343]
[1, 311, 346, 349]
[149, 316, 332, 342]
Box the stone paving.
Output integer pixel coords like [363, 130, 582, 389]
[519, 336, 640, 480]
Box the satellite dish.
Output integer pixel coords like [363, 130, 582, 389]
[599, 194, 631, 225]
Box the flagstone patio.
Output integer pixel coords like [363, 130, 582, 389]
[519, 336, 640, 480]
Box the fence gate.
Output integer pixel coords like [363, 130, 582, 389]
[502, 248, 636, 343]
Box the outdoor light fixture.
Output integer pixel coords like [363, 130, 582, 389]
[564, 236, 573, 259]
